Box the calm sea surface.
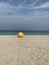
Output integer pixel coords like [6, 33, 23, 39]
[0, 30, 49, 35]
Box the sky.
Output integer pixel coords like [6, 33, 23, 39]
[0, 0, 49, 31]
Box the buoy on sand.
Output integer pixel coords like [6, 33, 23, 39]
[18, 32, 24, 38]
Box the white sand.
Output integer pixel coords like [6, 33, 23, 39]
[0, 35, 49, 65]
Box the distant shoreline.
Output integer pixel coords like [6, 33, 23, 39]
[0, 31, 49, 35]
[0, 30, 49, 32]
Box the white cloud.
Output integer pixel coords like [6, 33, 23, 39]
[40, 2, 49, 8]
[0, 2, 24, 15]
[33, 2, 49, 9]
[0, 2, 13, 14]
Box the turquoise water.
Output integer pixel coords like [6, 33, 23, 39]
[0, 30, 49, 35]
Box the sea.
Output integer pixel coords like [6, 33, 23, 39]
[0, 30, 49, 35]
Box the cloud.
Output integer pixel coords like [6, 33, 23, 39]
[0, 1, 32, 15]
[0, 0, 49, 30]
[0, 0, 49, 16]
[33, 2, 49, 9]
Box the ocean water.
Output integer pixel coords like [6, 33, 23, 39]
[0, 30, 49, 35]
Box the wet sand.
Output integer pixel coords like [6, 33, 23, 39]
[0, 35, 49, 65]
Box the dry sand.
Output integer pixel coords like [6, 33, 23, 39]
[0, 35, 49, 65]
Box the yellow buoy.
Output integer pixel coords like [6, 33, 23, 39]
[18, 32, 24, 38]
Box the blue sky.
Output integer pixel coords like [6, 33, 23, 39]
[0, 0, 49, 30]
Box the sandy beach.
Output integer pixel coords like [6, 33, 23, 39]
[0, 35, 49, 65]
